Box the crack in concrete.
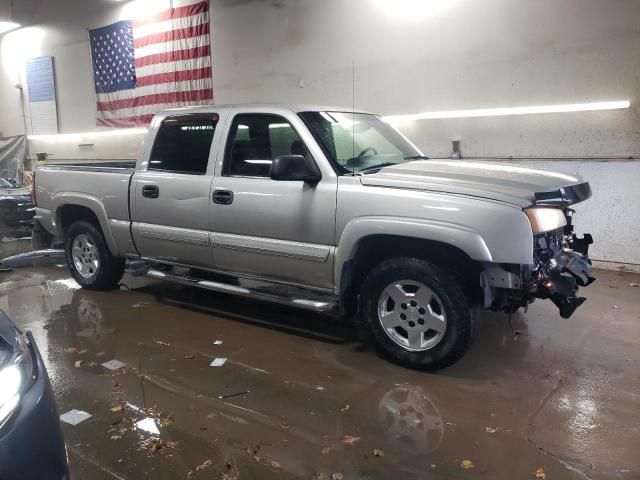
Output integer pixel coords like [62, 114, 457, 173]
[528, 442, 594, 480]
[524, 372, 594, 479]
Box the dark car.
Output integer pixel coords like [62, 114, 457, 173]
[0, 179, 35, 237]
[0, 310, 69, 480]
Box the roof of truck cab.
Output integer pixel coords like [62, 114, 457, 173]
[158, 103, 374, 115]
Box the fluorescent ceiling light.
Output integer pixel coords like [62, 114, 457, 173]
[0, 22, 20, 34]
[382, 100, 631, 123]
[28, 128, 148, 140]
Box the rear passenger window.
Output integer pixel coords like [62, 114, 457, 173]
[224, 114, 308, 177]
[148, 114, 218, 174]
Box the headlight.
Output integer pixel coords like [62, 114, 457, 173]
[525, 207, 567, 234]
[0, 328, 35, 429]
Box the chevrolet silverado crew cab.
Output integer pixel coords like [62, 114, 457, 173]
[33, 104, 595, 370]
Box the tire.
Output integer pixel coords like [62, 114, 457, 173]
[65, 221, 125, 290]
[360, 257, 477, 371]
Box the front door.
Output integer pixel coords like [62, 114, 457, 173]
[131, 112, 222, 267]
[210, 112, 337, 290]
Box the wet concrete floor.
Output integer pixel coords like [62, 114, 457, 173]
[0, 262, 639, 479]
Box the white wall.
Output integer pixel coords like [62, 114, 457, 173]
[0, 0, 638, 266]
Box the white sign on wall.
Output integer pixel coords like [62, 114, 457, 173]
[25, 56, 59, 135]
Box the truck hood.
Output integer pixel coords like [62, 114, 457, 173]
[359, 160, 584, 207]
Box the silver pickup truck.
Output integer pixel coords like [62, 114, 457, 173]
[33, 104, 595, 370]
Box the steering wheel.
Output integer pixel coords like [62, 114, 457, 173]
[357, 147, 378, 158]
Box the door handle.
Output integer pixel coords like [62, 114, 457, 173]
[212, 189, 234, 205]
[142, 184, 159, 198]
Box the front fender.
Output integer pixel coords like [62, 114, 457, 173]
[52, 193, 119, 256]
[334, 216, 494, 290]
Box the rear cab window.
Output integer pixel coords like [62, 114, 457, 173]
[148, 114, 219, 175]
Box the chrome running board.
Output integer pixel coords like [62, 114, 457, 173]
[146, 269, 338, 312]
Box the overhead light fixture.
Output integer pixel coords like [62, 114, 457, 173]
[28, 128, 148, 140]
[382, 100, 631, 123]
[0, 21, 20, 34]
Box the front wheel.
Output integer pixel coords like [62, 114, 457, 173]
[360, 258, 477, 371]
[65, 221, 125, 290]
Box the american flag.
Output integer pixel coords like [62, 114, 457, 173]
[89, 0, 213, 127]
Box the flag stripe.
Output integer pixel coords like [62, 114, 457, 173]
[97, 95, 213, 119]
[134, 34, 210, 59]
[97, 78, 212, 103]
[97, 115, 156, 127]
[136, 55, 210, 77]
[97, 88, 213, 112]
[135, 66, 212, 87]
[133, 22, 209, 49]
[135, 44, 210, 68]
[132, 1, 208, 28]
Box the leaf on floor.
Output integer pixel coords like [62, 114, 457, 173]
[110, 405, 123, 412]
[371, 449, 385, 457]
[65, 347, 77, 353]
[461, 460, 474, 470]
[332, 473, 344, 480]
[184, 354, 196, 359]
[340, 435, 360, 446]
[535, 467, 546, 479]
[485, 426, 497, 433]
[269, 460, 281, 469]
[195, 459, 212, 471]
[74, 360, 83, 368]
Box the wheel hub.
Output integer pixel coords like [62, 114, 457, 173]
[377, 280, 447, 351]
[72, 234, 100, 279]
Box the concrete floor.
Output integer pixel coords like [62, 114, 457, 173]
[0, 256, 639, 479]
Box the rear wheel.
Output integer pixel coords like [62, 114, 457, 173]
[65, 221, 125, 290]
[360, 257, 477, 371]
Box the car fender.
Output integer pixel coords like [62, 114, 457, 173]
[51, 193, 119, 256]
[334, 216, 495, 291]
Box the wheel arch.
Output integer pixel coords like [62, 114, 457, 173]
[54, 195, 119, 256]
[335, 217, 491, 317]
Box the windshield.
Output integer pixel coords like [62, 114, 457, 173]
[0, 178, 12, 188]
[299, 111, 425, 174]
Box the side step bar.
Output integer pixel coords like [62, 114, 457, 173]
[146, 269, 338, 312]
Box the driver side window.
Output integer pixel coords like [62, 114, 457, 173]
[224, 114, 308, 177]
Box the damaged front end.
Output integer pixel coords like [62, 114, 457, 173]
[484, 182, 596, 319]
[528, 214, 595, 318]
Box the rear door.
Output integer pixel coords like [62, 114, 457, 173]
[131, 112, 223, 267]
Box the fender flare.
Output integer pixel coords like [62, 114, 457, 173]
[52, 193, 120, 256]
[334, 216, 493, 291]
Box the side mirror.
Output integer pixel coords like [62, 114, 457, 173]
[270, 155, 321, 183]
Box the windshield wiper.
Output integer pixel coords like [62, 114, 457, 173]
[354, 162, 399, 175]
[403, 155, 430, 160]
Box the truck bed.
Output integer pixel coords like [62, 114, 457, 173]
[34, 162, 137, 257]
